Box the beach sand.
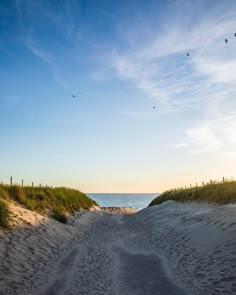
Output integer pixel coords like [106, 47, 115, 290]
[0, 201, 236, 294]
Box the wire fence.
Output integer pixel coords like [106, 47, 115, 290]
[172, 176, 235, 192]
[0, 177, 52, 189]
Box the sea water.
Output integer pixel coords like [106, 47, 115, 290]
[88, 193, 159, 211]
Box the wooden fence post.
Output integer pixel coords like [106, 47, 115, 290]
[10, 176, 13, 186]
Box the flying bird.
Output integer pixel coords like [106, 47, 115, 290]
[72, 95, 76, 98]
[187, 53, 190, 57]
[153, 106, 156, 109]
[225, 38, 228, 43]
[235, 33, 236, 37]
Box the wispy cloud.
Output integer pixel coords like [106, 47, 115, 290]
[185, 113, 236, 154]
[14, 0, 236, 158]
[106, 13, 236, 109]
[26, 40, 84, 92]
[27, 44, 52, 64]
[97, 1, 236, 157]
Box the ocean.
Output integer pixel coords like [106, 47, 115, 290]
[88, 193, 159, 211]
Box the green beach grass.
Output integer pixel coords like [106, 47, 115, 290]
[0, 199, 10, 228]
[0, 184, 98, 226]
[149, 180, 236, 207]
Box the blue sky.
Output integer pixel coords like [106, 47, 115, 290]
[1, 0, 236, 192]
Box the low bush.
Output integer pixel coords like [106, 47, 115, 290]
[0, 200, 10, 228]
[52, 208, 67, 224]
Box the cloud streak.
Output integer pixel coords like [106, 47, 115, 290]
[14, 0, 236, 158]
[185, 113, 236, 156]
[98, 0, 236, 157]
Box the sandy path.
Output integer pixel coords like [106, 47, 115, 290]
[1, 202, 236, 294]
[42, 213, 185, 295]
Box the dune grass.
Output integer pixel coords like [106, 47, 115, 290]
[0, 184, 98, 224]
[0, 199, 10, 228]
[149, 180, 236, 206]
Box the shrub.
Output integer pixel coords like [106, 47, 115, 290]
[0, 200, 10, 228]
[52, 208, 67, 224]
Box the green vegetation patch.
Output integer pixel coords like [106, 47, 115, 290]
[149, 180, 236, 207]
[52, 208, 67, 224]
[0, 200, 10, 228]
[0, 184, 98, 224]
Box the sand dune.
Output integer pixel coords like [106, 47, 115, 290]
[0, 201, 236, 294]
[136, 202, 236, 294]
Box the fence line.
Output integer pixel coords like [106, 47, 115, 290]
[171, 176, 234, 192]
[5, 176, 51, 189]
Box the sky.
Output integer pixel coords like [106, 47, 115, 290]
[1, 0, 236, 193]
